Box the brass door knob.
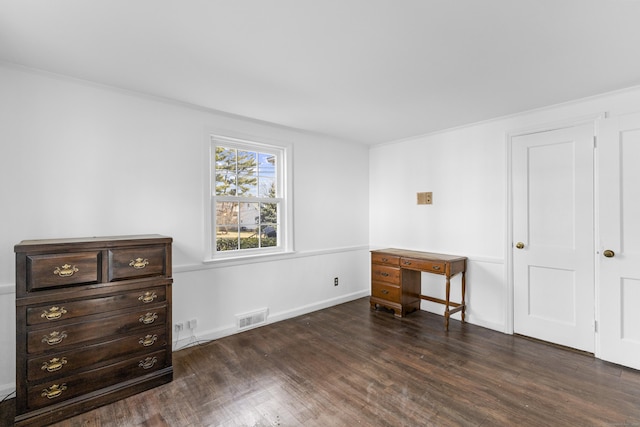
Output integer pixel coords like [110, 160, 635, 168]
[603, 249, 615, 258]
[515, 242, 525, 249]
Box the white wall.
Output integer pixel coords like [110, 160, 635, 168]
[4, 60, 640, 400]
[0, 64, 370, 397]
[370, 85, 640, 333]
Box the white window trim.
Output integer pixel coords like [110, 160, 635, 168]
[204, 133, 294, 262]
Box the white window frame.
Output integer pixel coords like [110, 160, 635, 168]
[205, 134, 293, 261]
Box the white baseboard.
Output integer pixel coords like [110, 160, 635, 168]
[468, 317, 509, 334]
[172, 289, 370, 351]
[267, 289, 370, 324]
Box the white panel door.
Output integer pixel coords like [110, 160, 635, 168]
[599, 113, 640, 369]
[512, 124, 595, 352]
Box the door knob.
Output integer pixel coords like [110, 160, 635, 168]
[603, 249, 615, 258]
[515, 242, 525, 249]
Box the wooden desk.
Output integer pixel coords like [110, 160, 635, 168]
[370, 248, 467, 330]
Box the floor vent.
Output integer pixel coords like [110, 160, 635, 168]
[236, 308, 268, 331]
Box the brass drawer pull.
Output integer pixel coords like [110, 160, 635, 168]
[42, 384, 67, 399]
[129, 258, 150, 269]
[41, 357, 68, 373]
[138, 291, 158, 304]
[53, 264, 79, 277]
[41, 306, 68, 321]
[381, 289, 389, 295]
[432, 265, 441, 271]
[403, 261, 412, 266]
[139, 312, 158, 325]
[139, 334, 158, 347]
[42, 331, 67, 346]
[139, 356, 158, 370]
[380, 272, 389, 277]
[381, 257, 389, 262]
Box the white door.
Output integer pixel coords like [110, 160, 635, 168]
[512, 124, 595, 352]
[598, 113, 640, 369]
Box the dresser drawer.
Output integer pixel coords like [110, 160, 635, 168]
[108, 246, 166, 281]
[26, 252, 100, 291]
[28, 306, 167, 354]
[371, 252, 400, 266]
[400, 257, 446, 274]
[27, 349, 168, 411]
[27, 286, 167, 326]
[27, 327, 167, 382]
[371, 264, 400, 284]
[371, 281, 401, 303]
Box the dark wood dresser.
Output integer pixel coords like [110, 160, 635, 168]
[14, 235, 173, 427]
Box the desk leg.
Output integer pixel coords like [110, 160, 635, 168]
[444, 275, 451, 331]
[461, 271, 466, 323]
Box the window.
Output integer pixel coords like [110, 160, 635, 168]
[209, 135, 290, 258]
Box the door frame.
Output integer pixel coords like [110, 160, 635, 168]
[505, 113, 605, 353]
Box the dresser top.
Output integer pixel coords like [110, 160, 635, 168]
[371, 248, 466, 262]
[15, 234, 172, 252]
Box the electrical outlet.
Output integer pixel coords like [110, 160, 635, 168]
[174, 323, 184, 332]
[187, 319, 198, 329]
[334, 277, 339, 286]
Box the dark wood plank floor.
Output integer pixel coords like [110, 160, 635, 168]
[3, 297, 640, 426]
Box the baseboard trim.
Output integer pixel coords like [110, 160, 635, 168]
[172, 289, 370, 351]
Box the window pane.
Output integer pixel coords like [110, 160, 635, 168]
[260, 202, 278, 226]
[258, 153, 276, 177]
[215, 147, 237, 196]
[216, 201, 239, 251]
[236, 176, 258, 197]
[237, 151, 257, 174]
[217, 231, 239, 251]
[258, 152, 276, 198]
[260, 202, 278, 247]
[239, 234, 259, 249]
[236, 150, 258, 196]
[239, 203, 259, 230]
[215, 173, 236, 196]
[215, 147, 236, 172]
[259, 177, 275, 198]
[216, 202, 238, 227]
[261, 225, 277, 247]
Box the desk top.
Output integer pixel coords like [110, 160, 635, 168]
[371, 248, 466, 263]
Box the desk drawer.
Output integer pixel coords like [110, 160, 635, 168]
[371, 253, 400, 266]
[400, 257, 446, 274]
[371, 265, 400, 284]
[371, 281, 401, 303]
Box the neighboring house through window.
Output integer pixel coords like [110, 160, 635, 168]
[209, 135, 290, 259]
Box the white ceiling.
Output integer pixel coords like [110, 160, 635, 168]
[2, 0, 640, 145]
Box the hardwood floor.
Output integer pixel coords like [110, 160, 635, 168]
[2, 297, 640, 426]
